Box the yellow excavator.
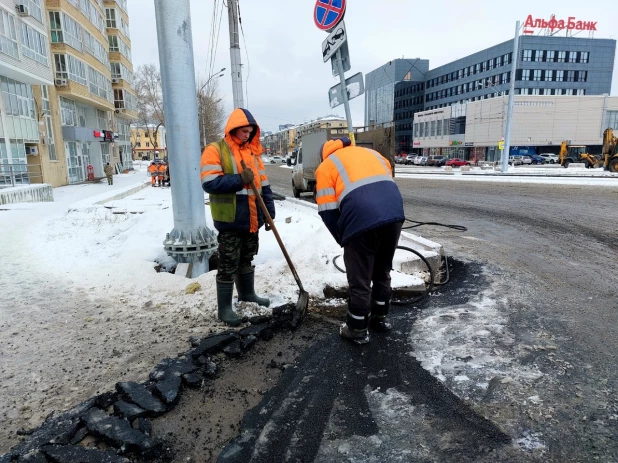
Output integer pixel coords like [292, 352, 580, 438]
[559, 129, 618, 171]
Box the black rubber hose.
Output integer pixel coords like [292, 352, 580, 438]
[402, 219, 468, 232]
[332, 245, 435, 305]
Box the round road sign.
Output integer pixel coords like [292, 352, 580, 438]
[314, 0, 346, 32]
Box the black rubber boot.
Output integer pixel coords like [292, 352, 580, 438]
[340, 306, 370, 345]
[235, 267, 270, 307]
[370, 300, 392, 332]
[216, 280, 242, 326]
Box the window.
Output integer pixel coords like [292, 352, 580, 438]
[481, 61, 487, 72]
[83, 30, 110, 68]
[437, 119, 442, 137]
[1, 76, 35, 119]
[101, 143, 110, 165]
[533, 70, 542, 81]
[555, 70, 564, 82]
[523, 49, 532, 61]
[20, 23, 48, 64]
[97, 109, 107, 129]
[564, 89, 573, 96]
[568, 52, 577, 63]
[23, 0, 43, 23]
[60, 97, 76, 126]
[105, 8, 116, 28]
[534, 50, 543, 62]
[54, 54, 87, 85]
[578, 71, 587, 82]
[566, 70, 575, 82]
[88, 66, 112, 101]
[475, 63, 480, 74]
[522, 69, 531, 81]
[546, 50, 555, 62]
[503, 53, 510, 65]
[0, 9, 18, 58]
[580, 51, 589, 63]
[576, 89, 585, 96]
[488, 58, 494, 70]
[557, 51, 566, 62]
[545, 70, 554, 82]
[49, 12, 63, 42]
[108, 34, 118, 51]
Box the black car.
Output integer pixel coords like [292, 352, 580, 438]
[428, 155, 446, 167]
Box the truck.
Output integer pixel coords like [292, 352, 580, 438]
[290, 130, 338, 199]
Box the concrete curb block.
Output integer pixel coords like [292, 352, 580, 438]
[0, 184, 54, 205]
[94, 181, 151, 205]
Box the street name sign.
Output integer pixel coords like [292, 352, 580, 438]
[314, 0, 346, 32]
[328, 72, 364, 109]
[322, 21, 346, 62]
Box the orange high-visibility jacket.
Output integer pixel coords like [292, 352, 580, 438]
[157, 163, 166, 175]
[200, 108, 275, 233]
[148, 163, 158, 176]
[315, 139, 404, 245]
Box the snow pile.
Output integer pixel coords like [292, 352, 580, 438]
[25, 180, 428, 320]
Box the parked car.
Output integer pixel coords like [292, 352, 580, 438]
[395, 154, 407, 164]
[405, 154, 417, 165]
[427, 155, 446, 166]
[520, 155, 533, 165]
[445, 158, 471, 167]
[271, 155, 282, 164]
[527, 154, 546, 165]
[419, 156, 429, 166]
[508, 156, 522, 166]
[413, 156, 424, 165]
[539, 153, 559, 164]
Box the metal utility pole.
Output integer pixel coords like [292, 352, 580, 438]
[502, 20, 520, 173]
[334, 48, 355, 145]
[227, 0, 244, 109]
[154, 0, 217, 277]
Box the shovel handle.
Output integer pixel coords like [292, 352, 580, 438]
[240, 160, 305, 292]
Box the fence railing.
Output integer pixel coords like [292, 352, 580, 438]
[0, 163, 44, 187]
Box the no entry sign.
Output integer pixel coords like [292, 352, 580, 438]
[314, 0, 346, 32]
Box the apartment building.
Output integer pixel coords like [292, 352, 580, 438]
[0, 0, 54, 185]
[130, 124, 167, 160]
[0, 0, 136, 188]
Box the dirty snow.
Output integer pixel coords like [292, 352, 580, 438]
[0, 162, 430, 451]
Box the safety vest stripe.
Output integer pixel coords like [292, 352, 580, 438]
[339, 174, 394, 204]
[318, 201, 338, 212]
[201, 164, 222, 173]
[316, 187, 336, 198]
[347, 312, 366, 320]
[259, 170, 267, 176]
[222, 141, 239, 174]
[368, 150, 390, 175]
[202, 174, 221, 182]
[236, 189, 256, 196]
[328, 154, 352, 186]
[261, 180, 270, 186]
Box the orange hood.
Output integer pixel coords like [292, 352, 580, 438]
[321, 137, 352, 161]
[224, 108, 263, 155]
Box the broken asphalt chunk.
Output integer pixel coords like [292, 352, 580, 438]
[149, 356, 196, 382]
[112, 401, 147, 421]
[222, 340, 243, 358]
[115, 382, 166, 416]
[239, 323, 270, 339]
[154, 375, 181, 406]
[240, 335, 258, 351]
[16, 451, 48, 463]
[84, 408, 159, 456]
[41, 445, 130, 463]
[182, 372, 203, 388]
[191, 332, 238, 358]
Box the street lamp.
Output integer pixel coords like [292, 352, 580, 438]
[199, 68, 226, 148]
[478, 79, 508, 163]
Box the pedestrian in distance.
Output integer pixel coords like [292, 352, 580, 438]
[315, 138, 405, 344]
[157, 161, 166, 187]
[104, 162, 114, 185]
[148, 162, 158, 187]
[200, 108, 275, 326]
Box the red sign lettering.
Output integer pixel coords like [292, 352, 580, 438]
[523, 15, 597, 34]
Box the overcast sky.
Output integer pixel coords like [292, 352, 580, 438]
[128, 0, 617, 133]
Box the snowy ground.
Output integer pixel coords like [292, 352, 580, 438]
[0, 163, 430, 451]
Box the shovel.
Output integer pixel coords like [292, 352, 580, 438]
[240, 160, 309, 328]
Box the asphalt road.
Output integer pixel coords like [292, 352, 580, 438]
[217, 164, 618, 463]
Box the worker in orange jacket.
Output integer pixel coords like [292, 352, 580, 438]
[157, 161, 166, 187]
[148, 162, 158, 186]
[200, 108, 275, 326]
[316, 138, 405, 344]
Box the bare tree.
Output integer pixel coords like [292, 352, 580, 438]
[133, 64, 226, 153]
[134, 64, 165, 151]
[196, 77, 225, 150]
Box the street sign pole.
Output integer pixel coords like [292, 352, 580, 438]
[334, 49, 355, 145]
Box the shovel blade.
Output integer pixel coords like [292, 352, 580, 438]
[290, 290, 309, 330]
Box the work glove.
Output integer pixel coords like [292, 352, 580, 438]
[240, 168, 254, 185]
